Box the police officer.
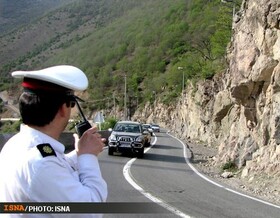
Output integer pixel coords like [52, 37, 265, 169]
[0, 65, 107, 217]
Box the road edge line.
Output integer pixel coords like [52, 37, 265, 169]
[167, 132, 280, 209]
[123, 135, 192, 218]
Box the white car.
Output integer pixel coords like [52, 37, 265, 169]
[142, 124, 154, 136]
[151, 124, 160, 132]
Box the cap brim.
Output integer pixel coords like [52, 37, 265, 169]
[12, 65, 88, 91]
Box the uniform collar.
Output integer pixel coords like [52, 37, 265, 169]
[20, 124, 65, 154]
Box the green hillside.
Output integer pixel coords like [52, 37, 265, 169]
[1, 0, 240, 116]
[0, 0, 72, 35]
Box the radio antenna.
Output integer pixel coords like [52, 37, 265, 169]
[74, 96, 87, 122]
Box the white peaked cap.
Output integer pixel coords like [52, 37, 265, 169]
[11, 65, 88, 91]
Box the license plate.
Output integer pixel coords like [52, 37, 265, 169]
[119, 144, 131, 148]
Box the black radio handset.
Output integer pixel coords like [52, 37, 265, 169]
[74, 97, 92, 137]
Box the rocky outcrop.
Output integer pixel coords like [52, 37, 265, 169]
[134, 0, 280, 179]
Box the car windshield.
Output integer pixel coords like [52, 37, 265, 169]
[114, 123, 141, 133]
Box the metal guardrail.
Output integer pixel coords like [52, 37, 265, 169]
[0, 130, 111, 152]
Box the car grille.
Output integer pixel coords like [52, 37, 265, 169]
[118, 136, 133, 142]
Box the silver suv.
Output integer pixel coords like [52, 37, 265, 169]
[108, 121, 147, 158]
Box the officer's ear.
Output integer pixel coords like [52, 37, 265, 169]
[58, 103, 69, 118]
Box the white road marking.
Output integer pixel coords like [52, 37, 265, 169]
[123, 135, 192, 218]
[167, 133, 280, 209]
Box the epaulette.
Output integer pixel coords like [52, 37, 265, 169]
[36, 143, 57, 157]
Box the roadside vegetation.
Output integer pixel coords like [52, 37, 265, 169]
[221, 160, 238, 172]
[0, 120, 21, 133]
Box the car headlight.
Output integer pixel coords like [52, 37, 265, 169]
[135, 136, 144, 142]
[109, 134, 117, 141]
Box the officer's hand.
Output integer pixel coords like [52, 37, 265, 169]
[74, 126, 105, 156]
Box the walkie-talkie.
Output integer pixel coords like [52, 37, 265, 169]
[74, 97, 92, 137]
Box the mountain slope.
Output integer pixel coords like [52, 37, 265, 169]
[0, 0, 72, 35]
[0, 0, 236, 114]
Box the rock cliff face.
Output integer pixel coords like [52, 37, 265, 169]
[134, 0, 280, 179]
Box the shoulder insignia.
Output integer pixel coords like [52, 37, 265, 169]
[36, 143, 57, 157]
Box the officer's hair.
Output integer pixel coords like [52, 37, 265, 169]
[19, 92, 69, 126]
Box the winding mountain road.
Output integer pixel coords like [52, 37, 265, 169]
[99, 131, 279, 218]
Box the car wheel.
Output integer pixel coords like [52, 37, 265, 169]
[136, 148, 144, 158]
[108, 147, 115, 155]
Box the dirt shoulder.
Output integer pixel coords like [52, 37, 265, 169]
[187, 141, 280, 207]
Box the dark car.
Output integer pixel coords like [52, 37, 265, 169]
[108, 121, 149, 158]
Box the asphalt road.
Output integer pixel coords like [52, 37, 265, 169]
[99, 131, 280, 218]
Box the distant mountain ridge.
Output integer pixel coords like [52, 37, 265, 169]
[0, 0, 71, 35]
[0, 0, 145, 73]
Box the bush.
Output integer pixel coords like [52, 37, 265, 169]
[221, 160, 237, 172]
[101, 117, 118, 130]
[0, 120, 21, 133]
